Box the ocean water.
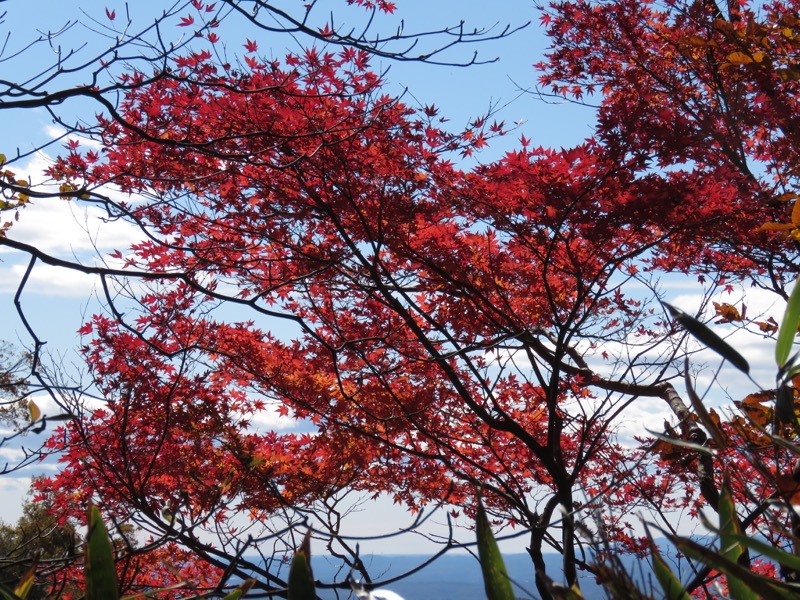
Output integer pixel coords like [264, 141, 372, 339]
[297, 553, 610, 600]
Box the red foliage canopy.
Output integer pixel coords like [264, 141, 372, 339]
[34, 0, 800, 595]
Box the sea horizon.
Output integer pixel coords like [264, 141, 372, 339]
[239, 551, 672, 599]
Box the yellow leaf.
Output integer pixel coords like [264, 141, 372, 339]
[28, 400, 41, 423]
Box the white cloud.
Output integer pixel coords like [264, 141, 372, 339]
[43, 124, 103, 150]
[0, 151, 146, 298]
[0, 261, 99, 297]
[0, 447, 25, 463]
[7, 192, 142, 256]
[1, 151, 143, 255]
[247, 401, 299, 432]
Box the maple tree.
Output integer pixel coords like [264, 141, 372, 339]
[3, 0, 800, 598]
[0, 0, 521, 412]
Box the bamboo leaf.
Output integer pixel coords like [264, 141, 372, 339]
[645, 429, 716, 456]
[718, 481, 757, 600]
[775, 383, 799, 429]
[718, 481, 743, 563]
[0, 582, 22, 600]
[646, 527, 691, 600]
[288, 532, 315, 600]
[222, 579, 255, 600]
[684, 359, 727, 450]
[776, 276, 800, 367]
[476, 500, 516, 600]
[664, 303, 749, 374]
[730, 533, 800, 574]
[12, 561, 35, 599]
[85, 504, 119, 600]
[669, 534, 799, 599]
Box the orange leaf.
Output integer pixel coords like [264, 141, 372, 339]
[726, 51, 753, 64]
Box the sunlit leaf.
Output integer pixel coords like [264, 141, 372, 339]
[27, 400, 40, 423]
[777, 276, 800, 367]
[222, 579, 255, 600]
[12, 561, 35, 599]
[726, 51, 754, 64]
[791, 200, 800, 227]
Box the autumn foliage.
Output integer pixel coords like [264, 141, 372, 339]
[18, 0, 800, 597]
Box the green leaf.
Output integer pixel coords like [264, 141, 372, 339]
[646, 527, 691, 600]
[645, 429, 716, 456]
[718, 481, 758, 600]
[476, 500, 516, 600]
[222, 579, 255, 600]
[288, 532, 315, 600]
[664, 303, 749, 374]
[684, 359, 727, 450]
[669, 534, 800, 599]
[730, 533, 800, 575]
[775, 383, 799, 429]
[0, 582, 23, 600]
[776, 276, 800, 367]
[85, 504, 119, 600]
[718, 481, 743, 563]
[779, 353, 800, 383]
[12, 561, 35, 599]
[120, 581, 189, 599]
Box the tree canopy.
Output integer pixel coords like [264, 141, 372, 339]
[2, 0, 800, 598]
